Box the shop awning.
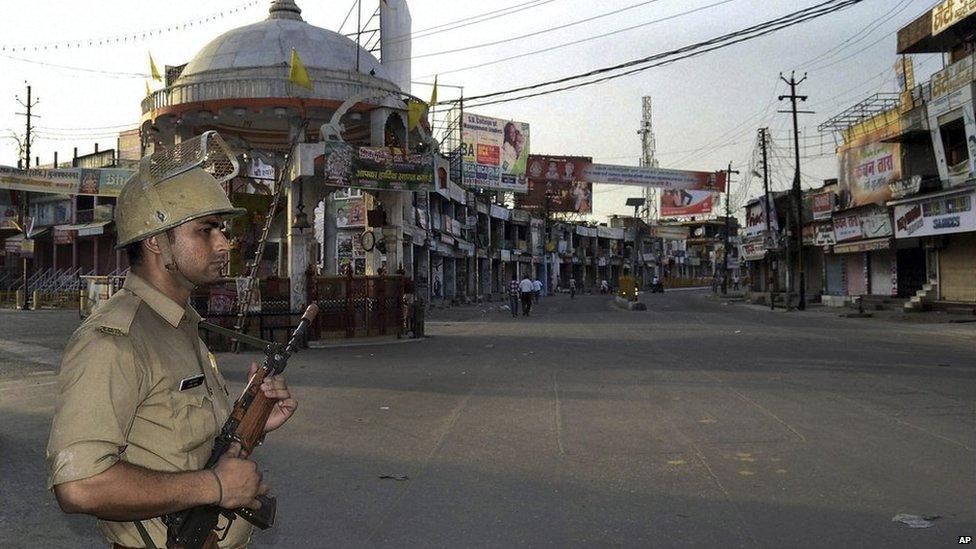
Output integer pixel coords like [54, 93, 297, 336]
[58, 220, 111, 237]
[833, 237, 891, 254]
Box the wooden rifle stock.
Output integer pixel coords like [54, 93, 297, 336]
[164, 304, 318, 549]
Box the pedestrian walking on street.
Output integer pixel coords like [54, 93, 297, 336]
[569, 277, 577, 299]
[532, 277, 542, 303]
[45, 144, 297, 548]
[519, 275, 535, 316]
[508, 275, 520, 317]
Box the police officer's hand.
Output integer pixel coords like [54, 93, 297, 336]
[248, 362, 298, 433]
[212, 443, 269, 509]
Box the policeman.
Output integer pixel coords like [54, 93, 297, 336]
[46, 164, 297, 548]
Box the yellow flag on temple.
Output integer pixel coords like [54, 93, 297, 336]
[148, 52, 162, 82]
[407, 100, 427, 131]
[289, 48, 314, 91]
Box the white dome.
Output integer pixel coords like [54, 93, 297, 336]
[178, 1, 393, 85]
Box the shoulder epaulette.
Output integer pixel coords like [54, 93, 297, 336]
[88, 290, 142, 337]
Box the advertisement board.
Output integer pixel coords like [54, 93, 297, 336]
[578, 164, 726, 191]
[743, 196, 778, 237]
[860, 212, 893, 238]
[838, 108, 901, 208]
[461, 113, 530, 192]
[520, 155, 592, 214]
[660, 189, 715, 217]
[893, 190, 976, 238]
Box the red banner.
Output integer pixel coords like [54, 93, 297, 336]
[660, 189, 715, 217]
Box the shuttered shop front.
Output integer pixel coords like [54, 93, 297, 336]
[940, 233, 976, 302]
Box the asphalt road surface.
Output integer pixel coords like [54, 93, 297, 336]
[1, 290, 974, 548]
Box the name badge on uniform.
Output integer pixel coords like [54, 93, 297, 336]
[179, 373, 206, 391]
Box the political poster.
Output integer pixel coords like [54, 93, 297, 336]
[336, 198, 366, 228]
[460, 113, 530, 192]
[520, 155, 592, 214]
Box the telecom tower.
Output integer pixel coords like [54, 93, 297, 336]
[637, 96, 659, 221]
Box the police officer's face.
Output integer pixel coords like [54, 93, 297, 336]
[170, 215, 231, 284]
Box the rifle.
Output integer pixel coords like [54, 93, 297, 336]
[164, 304, 319, 549]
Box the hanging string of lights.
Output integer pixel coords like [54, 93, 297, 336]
[0, 1, 260, 53]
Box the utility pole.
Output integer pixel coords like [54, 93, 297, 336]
[778, 72, 813, 311]
[759, 127, 775, 311]
[721, 162, 739, 295]
[355, 0, 362, 73]
[15, 83, 38, 310]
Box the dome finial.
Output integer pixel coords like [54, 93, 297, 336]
[268, 0, 303, 21]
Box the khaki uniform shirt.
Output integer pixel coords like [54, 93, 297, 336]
[46, 273, 252, 548]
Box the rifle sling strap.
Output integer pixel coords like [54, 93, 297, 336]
[133, 520, 158, 549]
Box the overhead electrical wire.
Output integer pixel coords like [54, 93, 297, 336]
[418, 0, 736, 79]
[802, 0, 922, 71]
[400, 0, 669, 62]
[455, 0, 863, 108]
[385, 0, 559, 44]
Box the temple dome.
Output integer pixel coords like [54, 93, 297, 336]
[176, 0, 395, 88]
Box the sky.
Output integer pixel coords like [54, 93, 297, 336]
[0, 0, 946, 222]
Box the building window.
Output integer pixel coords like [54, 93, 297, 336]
[939, 117, 969, 174]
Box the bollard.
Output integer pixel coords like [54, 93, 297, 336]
[413, 300, 426, 338]
[15, 289, 25, 310]
[31, 290, 40, 310]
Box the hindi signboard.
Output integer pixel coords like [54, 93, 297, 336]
[838, 111, 901, 208]
[578, 164, 726, 191]
[833, 213, 864, 242]
[932, 0, 976, 35]
[291, 142, 434, 192]
[0, 166, 133, 197]
[811, 191, 835, 220]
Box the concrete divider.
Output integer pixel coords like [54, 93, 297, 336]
[613, 296, 646, 311]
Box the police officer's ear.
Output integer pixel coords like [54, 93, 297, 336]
[143, 234, 163, 258]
